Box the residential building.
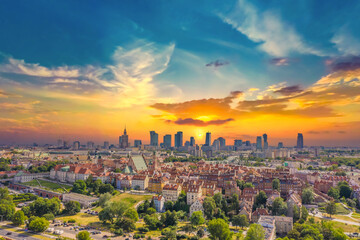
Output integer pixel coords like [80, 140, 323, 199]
[190, 198, 204, 216]
[132, 175, 149, 190]
[187, 185, 202, 205]
[162, 184, 182, 202]
[153, 195, 165, 212]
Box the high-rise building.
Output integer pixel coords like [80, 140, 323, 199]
[190, 137, 195, 146]
[73, 141, 80, 150]
[218, 137, 226, 147]
[174, 131, 183, 148]
[212, 139, 220, 150]
[150, 131, 159, 146]
[184, 141, 190, 147]
[87, 141, 94, 149]
[134, 140, 142, 147]
[119, 127, 129, 148]
[278, 142, 284, 149]
[234, 140, 242, 147]
[57, 139, 63, 147]
[297, 133, 304, 148]
[245, 141, 251, 146]
[256, 136, 262, 150]
[205, 132, 211, 146]
[163, 134, 172, 148]
[103, 141, 109, 149]
[263, 134, 268, 149]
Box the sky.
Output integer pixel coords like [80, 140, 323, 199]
[0, 0, 360, 147]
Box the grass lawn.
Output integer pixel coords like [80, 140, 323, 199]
[335, 203, 350, 215]
[23, 179, 72, 193]
[56, 213, 100, 226]
[333, 215, 360, 223]
[110, 193, 153, 207]
[314, 217, 360, 233]
[0, 224, 52, 240]
[353, 213, 360, 219]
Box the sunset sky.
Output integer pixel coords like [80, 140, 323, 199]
[0, 0, 360, 146]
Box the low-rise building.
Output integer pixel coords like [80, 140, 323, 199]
[153, 195, 165, 212]
[62, 192, 98, 208]
[162, 184, 182, 202]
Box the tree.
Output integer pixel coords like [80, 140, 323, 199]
[272, 197, 287, 216]
[99, 201, 129, 224]
[28, 217, 49, 232]
[254, 191, 267, 209]
[338, 181, 352, 199]
[116, 217, 135, 232]
[231, 194, 240, 214]
[245, 224, 265, 240]
[272, 179, 280, 191]
[161, 210, 178, 227]
[85, 175, 93, 188]
[92, 179, 102, 194]
[98, 193, 112, 207]
[99, 183, 114, 194]
[301, 206, 308, 221]
[164, 201, 174, 211]
[72, 180, 87, 194]
[203, 197, 216, 219]
[144, 214, 161, 229]
[213, 193, 223, 208]
[328, 187, 340, 199]
[207, 218, 233, 240]
[146, 207, 156, 215]
[124, 208, 139, 222]
[302, 188, 314, 204]
[64, 201, 81, 215]
[190, 211, 205, 226]
[76, 230, 92, 240]
[232, 214, 249, 229]
[325, 201, 337, 218]
[12, 210, 26, 226]
[293, 205, 300, 223]
[161, 227, 177, 240]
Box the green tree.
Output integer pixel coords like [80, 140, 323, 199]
[245, 224, 265, 240]
[208, 218, 233, 240]
[254, 191, 267, 209]
[325, 201, 337, 218]
[231, 194, 240, 214]
[144, 214, 161, 229]
[203, 197, 216, 219]
[272, 179, 280, 191]
[99, 183, 114, 194]
[12, 210, 26, 226]
[190, 211, 205, 226]
[272, 197, 287, 216]
[28, 217, 49, 232]
[161, 210, 178, 227]
[293, 205, 300, 223]
[213, 193, 223, 208]
[85, 175, 93, 188]
[232, 214, 249, 229]
[64, 201, 81, 215]
[76, 230, 92, 240]
[301, 206, 308, 221]
[98, 193, 112, 207]
[72, 180, 87, 194]
[338, 181, 352, 199]
[124, 208, 139, 222]
[328, 187, 340, 199]
[302, 188, 314, 204]
[116, 217, 136, 232]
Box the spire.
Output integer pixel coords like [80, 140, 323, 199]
[124, 125, 127, 135]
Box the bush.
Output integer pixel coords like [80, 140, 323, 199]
[114, 228, 123, 235]
[138, 227, 149, 233]
[134, 234, 145, 239]
[67, 219, 76, 223]
[43, 213, 55, 221]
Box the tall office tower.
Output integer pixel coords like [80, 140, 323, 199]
[150, 131, 159, 146]
[163, 134, 172, 148]
[87, 141, 94, 149]
[205, 132, 211, 146]
[104, 141, 109, 149]
[218, 137, 226, 147]
[212, 139, 220, 150]
[184, 141, 190, 147]
[174, 131, 183, 148]
[234, 140, 243, 147]
[297, 133, 304, 148]
[73, 141, 80, 150]
[263, 133, 268, 149]
[278, 142, 284, 149]
[57, 139, 63, 147]
[63, 140, 69, 148]
[190, 137, 195, 146]
[119, 127, 129, 148]
[134, 140, 142, 147]
[256, 136, 262, 150]
[245, 141, 251, 146]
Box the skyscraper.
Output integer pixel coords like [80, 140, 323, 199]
[73, 141, 80, 150]
[190, 137, 195, 146]
[205, 132, 211, 146]
[119, 127, 129, 148]
[174, 131, 183, 148]
[163, 134, 172, 148]
[263, 133, 268, 149]
[218, 137, 226, 148]
[212, 139, 220, 150]
[234, 140, 242, 147]
[256, 136, 262, 150]
[104, 141, 109, 149]
[134, 140, 142, 147]
[278, 142, 283, 149]
[297, 133, 304, 148]
[150, 131, 159, 146]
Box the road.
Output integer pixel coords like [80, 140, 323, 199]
[0, 226, 41, 240]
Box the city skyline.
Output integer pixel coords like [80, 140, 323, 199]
[0, 1, 360, 146]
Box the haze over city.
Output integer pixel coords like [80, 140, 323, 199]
[0, 0, 360, 147]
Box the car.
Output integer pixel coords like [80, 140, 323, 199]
[103, 235, 108, 238]
[6, 232, 12, 235]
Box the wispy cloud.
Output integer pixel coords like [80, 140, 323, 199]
[219, 0, 323, 57]
[205, 59, 230, 68]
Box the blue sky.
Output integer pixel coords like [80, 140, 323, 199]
[0, 0, 360, 146]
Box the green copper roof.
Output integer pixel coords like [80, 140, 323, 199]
[132, 155, 147, 171]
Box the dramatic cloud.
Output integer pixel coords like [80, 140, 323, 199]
[167, 118, 234, 126]
[274, 85, 303, 96]
[326, 56, 360, 72]
[205, 59, 230, 68]
[331, 28, 360, 55]
[219, 0, 323, 57]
